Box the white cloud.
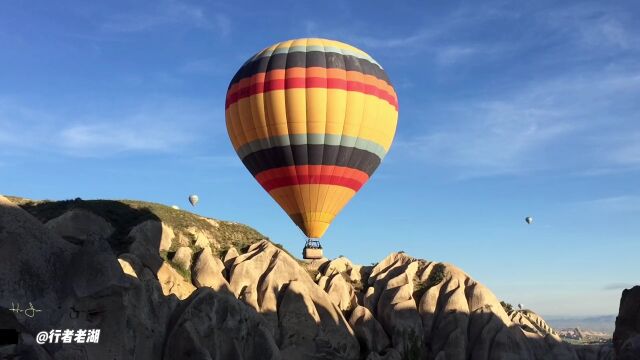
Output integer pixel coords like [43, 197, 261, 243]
[59, 122, 189, 155]
[434, 45, 478, 65]
[399, 102, 574, 177]
[577, 196, 640, 213]
[101, 0, 230, 37]
[399, 68, 640, 178]
[541, 4, 637, 51]
[213, 14, 231, 38]
[606, 133, 640, 166]
[303, 20, 319, 37]
[180, 58, 224, 75]
[603, 283, 636, 291]
[353, 29, 436, 50]
[0, 98, 220, 158]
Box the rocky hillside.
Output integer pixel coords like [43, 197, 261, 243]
[0, 195, 627, 359]
[613, 286, 640, 359]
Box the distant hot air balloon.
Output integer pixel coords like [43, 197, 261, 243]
[525, 216, 533, 224]
[518, 303, 524, 310]
[189, 195, 199, 207]
[225, 38, 398, 259]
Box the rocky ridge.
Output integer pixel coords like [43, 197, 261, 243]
[0, 196, 624, 359]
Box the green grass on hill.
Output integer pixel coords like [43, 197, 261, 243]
[8, 196, 265, 257]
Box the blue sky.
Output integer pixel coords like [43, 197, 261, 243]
[1, 0, 639, 317]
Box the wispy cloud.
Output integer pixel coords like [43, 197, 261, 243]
[335, 4, 521, 65]
[348, 3, 518, 51]
[603, 283, 636, 291]
[59, 122, 190, 154]
[212, 13, 231, 38]
[605, 132, 640, 166]
[541, 3, 637, 51]
[577, 196, 640, 213]
[434, 45, 478, 65]
[187, 155, 240, 168]
[399, 65, 640, 178]
[398, 102, 574, 177]
[338, 2, 637, 70]
[180, 57, 225, 76]
[101, 0, 231, 37]
[0, 98, 221, 158]
[353, 29, 436, 50]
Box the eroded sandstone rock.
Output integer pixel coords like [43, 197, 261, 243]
[128, 220, 174, 270]
[192, 247, 230, 292]
[45, 209, 114, 244]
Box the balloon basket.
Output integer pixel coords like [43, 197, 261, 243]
[302, 239, 323, 260]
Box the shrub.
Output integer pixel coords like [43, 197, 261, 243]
[402, 329, 423, 360]
[425, 263, 446, 289]
[500, 301, 514, 314]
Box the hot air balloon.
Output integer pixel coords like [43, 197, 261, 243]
[525, 216, 533, 224]
[225, 38, 398, 259]
[189, 195, 199, 207]
[518, 303, 524, 310]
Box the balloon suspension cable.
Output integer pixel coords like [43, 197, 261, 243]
[304, 238, 322, 249]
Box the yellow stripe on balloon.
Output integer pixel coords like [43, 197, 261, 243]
[227, 92, 397, 150]
[268, 184, 356, 238]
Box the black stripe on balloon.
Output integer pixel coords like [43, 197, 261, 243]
[241, 145, 382, 177]
[229, 51, 390, 88]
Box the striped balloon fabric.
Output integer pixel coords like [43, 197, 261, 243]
[225, 38, 398, 239]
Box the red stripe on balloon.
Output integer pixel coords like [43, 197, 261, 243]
[225, 77, 398, 111]
[255, 165, 369, 192]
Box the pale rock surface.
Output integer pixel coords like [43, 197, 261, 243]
[227, 240, 360, 359]
[510, 309, 561, 341]
[349, 305, 390, 353]
[128, 220, 174, 270]
[322, 256, 353, 277]
[156, 262, 196, 300]
[200, 216, 220, 228]
[185, 225, 212, 249]
[117, 253, 154, 281]
[223, 246, 240, 268]
[172, 246, 193, 270]
[45, 208, 114, 243]
[318, 273, 357, 311]
[369, 254, 424, 357]
[192, 247, 230, 292]
[173, 231, 191, 247]
[118, 258, 138, 279]
[320, 256, 368, 285]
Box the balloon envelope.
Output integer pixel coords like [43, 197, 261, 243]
[189, 195, 199, 206]
[525, 216, 533, 224]
[226, 38, 398, 238]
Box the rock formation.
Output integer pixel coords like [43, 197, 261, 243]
[227, 240, 360, 359]
[45, 208, 115, 244]
[0, 195, 624, 359]
[613, 286, 640, 359]
[509, 309, 561, 341]
[192, 247, 230, 292]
